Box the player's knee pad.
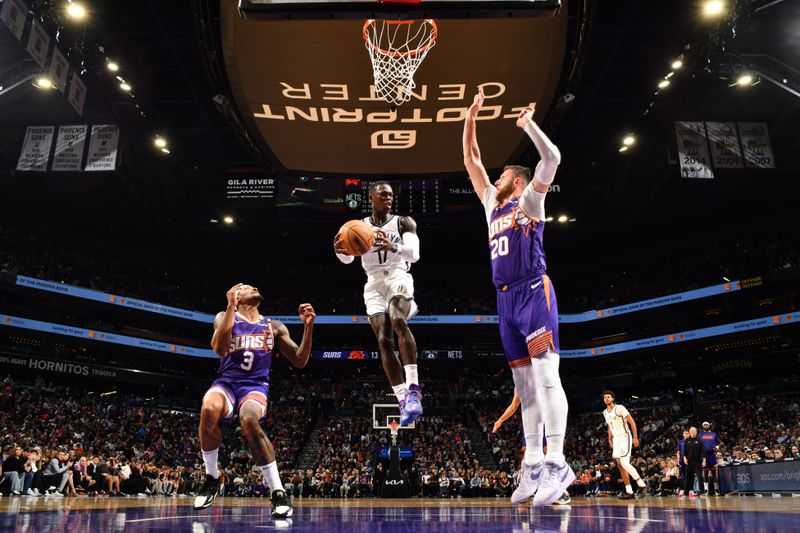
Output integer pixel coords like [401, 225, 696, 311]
[530, 356, 559, 389]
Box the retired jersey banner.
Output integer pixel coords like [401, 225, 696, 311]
[16, 125, 54, 171]
[51, 125, 87, 171]
[48, 46, 70, 93]
[85, 125, 119, 171]
[0, 0, 27, 41]
[26, 17, 49, 69]
[705, 122, 743, 169]
[67, 71, 87, 116]
[675, 122, 713, 179]
[738, 122, 775, 169]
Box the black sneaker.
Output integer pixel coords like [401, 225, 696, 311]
[271, 490, 293, 518]
[193, 475, 221, 510]
[618, 492, 634, 500]
[552, 492, 571, 505]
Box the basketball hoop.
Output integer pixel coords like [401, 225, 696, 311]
[363, 19, 438, 106]
[389, 420, 401, 445]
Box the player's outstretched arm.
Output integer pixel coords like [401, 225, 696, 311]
[492, 388, 521, 433]
[273, 304, 316, 368]
[374, 216, 420, 263]
[462, 88, 492, 201]
[516, 105, 561, 221]
[210, 283, 243, 356]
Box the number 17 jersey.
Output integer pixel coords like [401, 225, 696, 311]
[217, 313, 274, 382]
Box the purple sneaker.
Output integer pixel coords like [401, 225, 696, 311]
[400, 384, 423, 425]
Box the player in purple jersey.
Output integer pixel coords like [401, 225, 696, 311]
[194, 283, 315, 518]
[463, 87, 572, 506]
[699, 421, 723, 496]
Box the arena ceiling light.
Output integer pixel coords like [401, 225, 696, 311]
[160, 148, 170, 154]
[107, 61, 119, 72]
[154, 136, 167, 149]
[619, 145, 629, 153]
[33, 77, 54, 89]
[658, 79, 670, 89]
[671, 59, 683, 69]
[119, 82, 132, 92]
[736, 74, 754, 86]
[545, 216, 553, 222]
[65, 1, 87, 20]
[223, 216, 235, 224]
[622, 134, 636, 146]
[557, 215, 568, 223]
[703, 0, 725, 17]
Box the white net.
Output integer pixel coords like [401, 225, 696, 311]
[363, 19, 438, 106]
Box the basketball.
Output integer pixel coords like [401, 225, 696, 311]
[337, 220, 375, 256]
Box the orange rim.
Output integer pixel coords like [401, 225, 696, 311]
[363, 19, 438, 59]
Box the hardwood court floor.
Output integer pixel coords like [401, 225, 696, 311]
[1, 495, 798, 532]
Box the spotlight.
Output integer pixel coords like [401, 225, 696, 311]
[623, 135, 636, 146]
[154, 137, 167, 148]
[223, 216, 234, 225]
[119, 82, 132, 91]
[619, 146, 629, 153]
[666, 72, 675, 79]
[160, 148, 170, 154]
[545, 216, 553, 222]
[658, 80, 670, 89]
[671, 60, 683, 69]
[703, 0, 725, 16]
[107, 61, 119, 72]
[66, 2, 87, 20]
[557, 215, 568, 223]
[736, 74, 753, 86]
[33, 77, 54, 89]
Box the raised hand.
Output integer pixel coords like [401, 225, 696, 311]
[226, 283, 244, 307]
[298, 303, 316, 326]
[515, 103, 537, 129]
[467, 86, 485, 120]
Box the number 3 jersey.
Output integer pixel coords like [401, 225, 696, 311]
[482, 184, 547, 290]
[217, 313, 274, 382]
[360, 215, 411, 277]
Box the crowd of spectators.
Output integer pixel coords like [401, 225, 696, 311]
[2, 370, 798, 499]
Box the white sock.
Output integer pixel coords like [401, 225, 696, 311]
[404, 364, 419, 387]
[625, 484, 633, 494]
[202, 448, 220, 479]
[511, 365, 545, 467]
[532, 351, 568, 463]
[258, 461, 284, 493]
[392, 383, 408, 402]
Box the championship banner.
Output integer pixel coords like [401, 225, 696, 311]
[16, 125, 54, 171]
[738, 122, 775, 169]
[705, 122, 743, 169]
[85, 124, 119, 171]
[48, 46, 70, 93]
[51, 125, 88, 171]
[25, 17, 49, 69]
[0, 0, 27, 41]
[675, 121, 713, 179]
[67, 71, 87, 116]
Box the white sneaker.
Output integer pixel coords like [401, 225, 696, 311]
[532, 460, 576, 507]
[511, 462, 544, 504]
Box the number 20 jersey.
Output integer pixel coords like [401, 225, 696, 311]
[484, 188, 547, 290]
[217, 313, 274, 382]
